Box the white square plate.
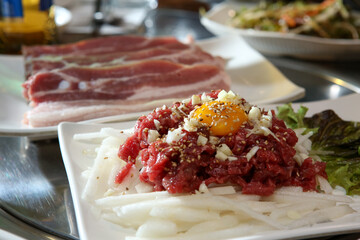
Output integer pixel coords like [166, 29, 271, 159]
[58, 93, 360, 240]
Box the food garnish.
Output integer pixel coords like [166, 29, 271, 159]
[277, 103, 360, 195]
[192, 100, 248, 136]
[229, 0, 360, 39]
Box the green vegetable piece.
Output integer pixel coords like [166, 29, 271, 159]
[277, 104, 360, 195]
[326, 161, 360, 195]
[304, 110, 360, 151]
[276, 103, 308, 129]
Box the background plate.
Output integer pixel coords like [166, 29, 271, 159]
[0, 36, 304, 136]
[58, 93, 360, 240]
[201, 2, 360, 60]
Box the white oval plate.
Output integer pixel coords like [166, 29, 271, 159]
[0, 36, 304, 137]
[201, 2, 360, 60]
[58, 93, 360, 240]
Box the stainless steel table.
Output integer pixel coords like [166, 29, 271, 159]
[1, 5, 360, 240]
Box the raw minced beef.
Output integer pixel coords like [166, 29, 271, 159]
[117, 91, 327, 196]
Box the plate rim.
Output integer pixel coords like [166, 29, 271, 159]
[58, 93, 360, 240]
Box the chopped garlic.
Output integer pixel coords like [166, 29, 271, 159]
[166, 128, 185, 144]
[198, 182, 209, 193]
[215, 150, 228, 161]
[153, 119, 160, 131]
[260, 114, 272, 128]
[181, 98, 191, 104]
[247, 125, 279, 141]
[197, 135, 208, 146]
[227, 156, 238, 161]
[259, 126, 272, 136]
[215, 144, 235, 161]
[248, 107, 273, 133]
[183, 117, 201, 132]
[246, 146, 259, 161]
[148, 130, 160, 143]
[217, 144, 232, 156]
[201, 93, 212, 102]
[217, 90, 240, 104]
[191, 95, 201, 105]
[248, 106, 261, 122]
[209, 136, 220, 145]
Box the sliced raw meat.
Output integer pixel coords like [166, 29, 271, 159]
[22, 36, 231, 127]
[25, 43, 225, 78]
[24, 72, 229, 127]
[23, 35, 182, 58]
[23, 60, 230, 105]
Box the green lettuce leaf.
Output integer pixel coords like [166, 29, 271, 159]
[276, 103, 308, 129]
[276, 103, 317, 134]
[277, 104, 360, 195]
[326, 160, 360, 195]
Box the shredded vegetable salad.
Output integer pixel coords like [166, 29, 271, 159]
[229, 0, 360, 39]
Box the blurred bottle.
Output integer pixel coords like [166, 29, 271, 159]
[0, 0, 57, 54]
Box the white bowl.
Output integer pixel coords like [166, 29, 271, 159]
[201, 2, 360, 60]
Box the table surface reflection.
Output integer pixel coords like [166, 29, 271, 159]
[1, 2, 360, 240]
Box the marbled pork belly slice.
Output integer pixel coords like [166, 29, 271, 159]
[23, 77, 229, 127]
[23, 36, 184, 79]
[23, 59, 231, 105]
[26, 43, 225, 78]
[24, 41, 190, 78]
[22, 35, 181, 58]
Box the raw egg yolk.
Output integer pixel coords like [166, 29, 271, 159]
[192, 101, 247, 136]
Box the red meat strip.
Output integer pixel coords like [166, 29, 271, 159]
[24, 65, 230, 127]
[25, 43, 225, 78]
[23, 35, 181, 58]
[22, 36, 231, 127]
[23, 60, 230, 105]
